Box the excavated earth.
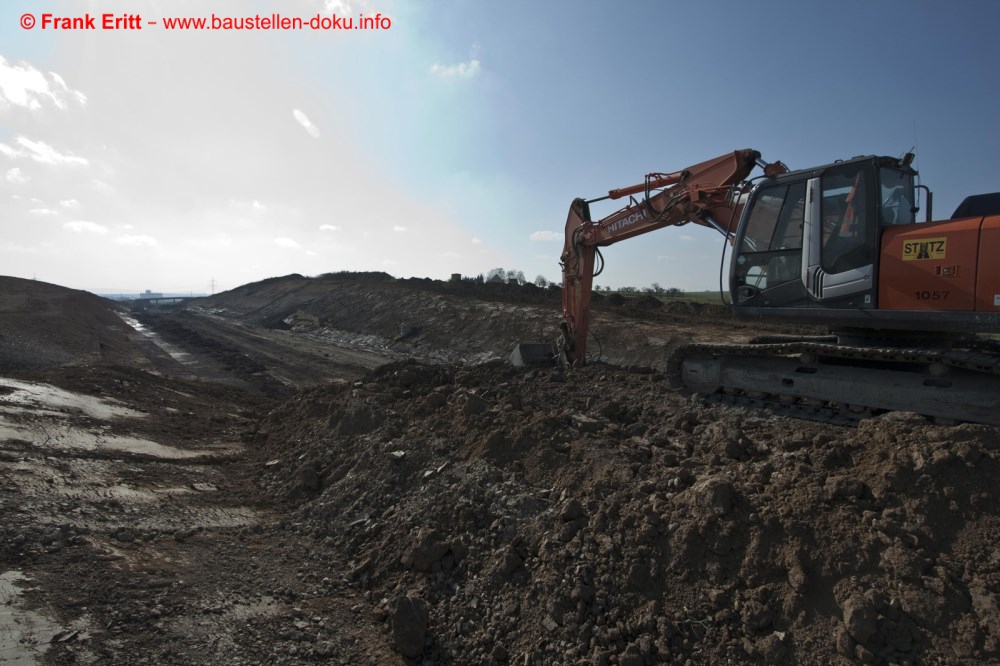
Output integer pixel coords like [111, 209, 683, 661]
[0, 274, 998, 665]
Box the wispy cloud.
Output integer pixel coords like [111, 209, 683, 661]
[319, 224, 341, 232]
[471, 237, 483, 245]
[680, 235, 695, 241]
[274, 237, 300, 248]
[63, 220, 108, 234]
[292, 109, 320, 138]
[29, 208, 58, 216]
[4, 167, 28, 184]
[0, 137, 89, 166]
[430, 59, 480, 79]
[393, 225, 407, 232]
[115, 235, 158, 247]
[0, 56, 86, 111]
[60, 199, 80, 208]
[529, 230, 561, 241]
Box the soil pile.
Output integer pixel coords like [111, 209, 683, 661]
[0, 277, 136, 371]
[193, 274, 809, 371]
[251, 360, 1000, 665]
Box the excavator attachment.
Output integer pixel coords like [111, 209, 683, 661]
[509, 342, 559, 368]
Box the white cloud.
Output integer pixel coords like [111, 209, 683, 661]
[382, 259, 397, 266]
[324, 0, 371, 13]
[60, 198, 80, 208]
[471, 237, 483, 245]
[274, 237, 300, 248]
[252, 200, 265, 210]
[393, 225, 407, 232]
[680, 235, 696, 241]
[115, 235, 158, 247]
[292, 109, 320, 138]
[64, 220, 108, 234]
[4, 167, 28, 184]
[430, 59, 481, 79]
[29, 208, 58, 216]
[118, 224, 135, 230]
[319, 224, 341, 232]
[0, 56, 87, 111]
[189, 236, 233, 249]
[530, 230, 561, 241]
[0, 137, 89, 166]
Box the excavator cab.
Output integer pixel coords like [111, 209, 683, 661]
[731, 155, 917, 314]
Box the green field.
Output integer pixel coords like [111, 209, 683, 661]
[603, 289, 729, 305]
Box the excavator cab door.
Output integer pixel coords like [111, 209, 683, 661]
[732, 181, 808, 306]
[801, 162, 876, 305]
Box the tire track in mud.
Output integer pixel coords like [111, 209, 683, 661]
[0, 372, 279, 664]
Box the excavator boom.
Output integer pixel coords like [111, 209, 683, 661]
[559, 149, 786, 364]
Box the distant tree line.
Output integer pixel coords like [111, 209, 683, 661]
[460, 267, 558, 288]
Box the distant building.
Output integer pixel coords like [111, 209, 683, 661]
[141, 290, 164, 299]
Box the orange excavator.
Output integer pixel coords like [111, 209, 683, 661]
[512, 149, 1000, 425]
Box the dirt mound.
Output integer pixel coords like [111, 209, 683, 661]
[189, 274, 814, 373]
[0, 276, 137, 371]
[249, 360, 1000, 664]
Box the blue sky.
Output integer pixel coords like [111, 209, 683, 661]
[1, 0, 998, 293]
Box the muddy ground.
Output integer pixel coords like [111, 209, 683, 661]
[1, 274, 998, 665]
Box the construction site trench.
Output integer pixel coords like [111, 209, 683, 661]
[0, 274, 998, 665]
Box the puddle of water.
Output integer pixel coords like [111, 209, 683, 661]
[0, 417, 225, 459]
[0, 379, 143, 420]
[0, 571, 62, 666]
[117, 314, 195, 366]
[0, 379, 234, 460]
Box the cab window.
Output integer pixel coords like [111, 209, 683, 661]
[821, 163, 872, 274]
[735, 181, 805, 291]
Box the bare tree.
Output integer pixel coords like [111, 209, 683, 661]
[535, 275, 549, 288]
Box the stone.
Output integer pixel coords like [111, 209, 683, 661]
[402, 528, 451, 572]
[389, 595, 428, 658]
[560, 499, 586, 522]
[842, 595, 877, 643]
[300, 465, 322, 492]
[572, 414, 602, 433]
[463, 393, 489, 416]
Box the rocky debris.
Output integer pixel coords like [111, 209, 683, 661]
[249, 359, 1000, 664]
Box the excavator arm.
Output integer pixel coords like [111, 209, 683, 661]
[559, 148, 786, 365]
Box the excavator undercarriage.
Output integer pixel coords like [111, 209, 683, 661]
[667, 334, 1000, 426]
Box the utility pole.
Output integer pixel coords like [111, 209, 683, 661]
[210, 277, 216, 295]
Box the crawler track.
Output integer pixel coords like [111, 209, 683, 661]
[666, 338, 1000, 426]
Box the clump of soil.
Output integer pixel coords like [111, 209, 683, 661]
[250, 359, 1000, 664]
